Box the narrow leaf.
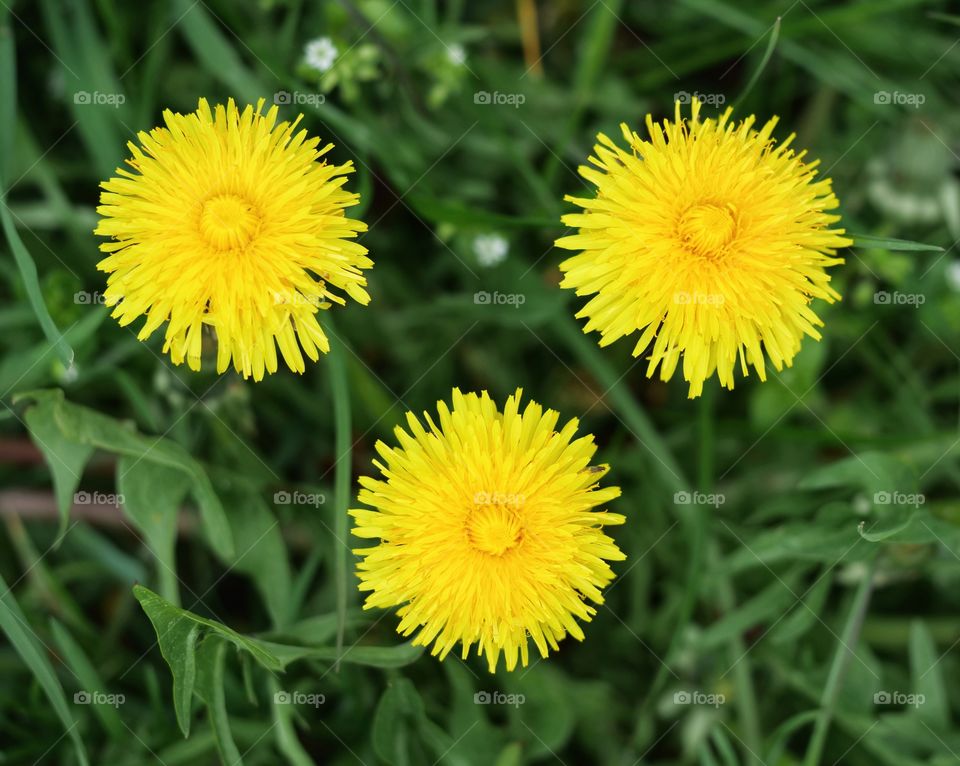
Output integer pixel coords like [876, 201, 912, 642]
[195, 635, 243, 765]
[850, 234, 944, 252]
[0, 572, 89, 765]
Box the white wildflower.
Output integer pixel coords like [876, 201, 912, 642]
[473, 233, 509, 267]
[447, 43, 467, 67]
[305, 37, 338, 73]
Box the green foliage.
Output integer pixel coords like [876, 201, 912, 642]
[2, 1, 960, 764]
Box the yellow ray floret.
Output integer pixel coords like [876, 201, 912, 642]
[95, 98, 372, 380]
[351, 388, 625, 672]
[556, 99, 851, 398]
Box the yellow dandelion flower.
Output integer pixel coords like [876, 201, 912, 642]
[556, 100, 851, 398]
[351, 388, 625, 672]
[95, 98, 372, 380]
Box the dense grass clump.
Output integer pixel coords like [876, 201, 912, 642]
[0, 1, 958, 764]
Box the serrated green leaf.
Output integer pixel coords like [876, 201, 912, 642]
[262, 610, 370, 646]
[23, 402, 92, 541]
[222, 492, 292, 628]
[143, 599, 200, 738]
[373, 678, 414, 766]
[798, 452, 915, 494]
[505, 663, 575, 758]
[133, 585, 284, 736]
[118, 456, 192, 605]
[17, 389, 234, 559]
[260, 638, 424, 669]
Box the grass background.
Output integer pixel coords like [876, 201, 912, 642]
[1, 0, 960, 764]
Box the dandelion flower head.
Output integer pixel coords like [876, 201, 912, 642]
[95, 98, 371, 380]
[351, 389, 625, 672]
[556, 99, 850, 398]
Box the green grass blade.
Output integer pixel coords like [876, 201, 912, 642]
[736, 16, 781, 103]
[267, 675, 314, 766]
[803, 561, 877, 766]
[849, 233, 944, 252]
[0, 11, 73, 369]
[0, 202, 74, 369]
[49, 618, 124, 737]
[0, 6, 15, 185]
[0, 572, 89, 766]
[326, 321, 353, 667]
[195, 636, 244, 765]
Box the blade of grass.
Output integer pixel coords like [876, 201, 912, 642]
[555, 316, 684, 491]
[802, 560, 877, 766]
[195, 636, 243, 766]
[0, 571, 89, 766]
[1, 188, 74, 370]
[0, 6, 14, 185]
[49, 618, 124, 737]
[849, 233, 944, 252]
[173, 0, 266, 101]
[38, 0, 126, 178]
[268, 675, 314, 766]
[544, 0, 623, 188]
[326, 320, 353, 668]
[0, 9, 73, 370]
[558, 317, 761, 761]
[735, 16, 781, 104]
[701, 383, 762, 766]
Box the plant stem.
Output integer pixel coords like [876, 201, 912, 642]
[700, 384, 762, 765]
[326, 320, 352, 669]
[803, 561, 877, 766]
[557, 319, 760, 760]
[555, 317, 684, 491]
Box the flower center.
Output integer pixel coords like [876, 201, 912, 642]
[199, 194, 260, 250]
[466, 502, 523, 556]
[678, 202, 738, 258]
